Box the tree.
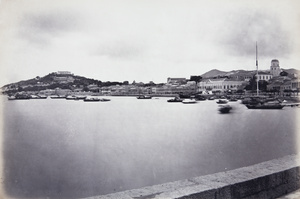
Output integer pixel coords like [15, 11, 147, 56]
[190, 76, 202, 83]
[280, 71, 288, 76]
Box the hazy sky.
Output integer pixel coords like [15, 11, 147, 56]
[0, 0, 299, 86]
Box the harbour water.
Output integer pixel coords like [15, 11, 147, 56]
[1, 96, 299, 198]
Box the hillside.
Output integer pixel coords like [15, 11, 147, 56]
[282, 68, 299, 76]
[201, 69, 227, 78]
[1, 72, 123, 94]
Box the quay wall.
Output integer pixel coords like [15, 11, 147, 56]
[85, 154, 300, 199]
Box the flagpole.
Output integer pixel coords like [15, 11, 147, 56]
[256, 42, 259, 96]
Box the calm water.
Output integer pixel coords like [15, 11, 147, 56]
[1, 96, 299, 198]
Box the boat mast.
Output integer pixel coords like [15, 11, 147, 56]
[256, 42, 259, 96]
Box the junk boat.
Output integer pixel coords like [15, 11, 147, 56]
[246, 101, 284, 109]
[216, 99, 228, 104]
[137, 95, 152, 99]
[167, 97, 183, 103]
[182, 99, 197, 104]
[218, 105, 232, 113]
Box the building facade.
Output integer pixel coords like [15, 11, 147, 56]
[198, 78, 245, 93]
[270, 59, 281, 77]
[255, 71, 273, 82]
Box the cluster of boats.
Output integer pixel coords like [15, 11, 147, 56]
[6, 93, 299, 111]
[165, 94, 300, 114]
[7, 94, 111, 102]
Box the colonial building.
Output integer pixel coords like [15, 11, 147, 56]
[255, 71, 273, 82]
[56, 71, 73, 75]
[198, 78, 245, 93]
[270, 59, 281, 77]
[291, 78, 300, 91]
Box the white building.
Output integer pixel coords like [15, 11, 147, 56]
[255, 71, 273, 82]
[198, 78, 245, 93]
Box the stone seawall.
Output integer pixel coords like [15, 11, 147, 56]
[85, 154, 300, 199]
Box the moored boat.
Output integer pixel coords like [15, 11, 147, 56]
[137, 95, 152, 99]
[208, 96, 215, 100]
[218, 105, 232, 113]
[195, 95, 206, 101]
[50, 95, 66, 99]
[229, 97, 238, 102]
[66, 95, 76, 100]
[100, 98, 111, 102]
[167, 97, 183, 103]
[216, 99, 228, 104]
[37, 95, 48, 99]
[246, 102, 284, 109]
[7, 96, 16, 100]
[84, 97, 101, 102]
[182, 99, 197, 104]
[74, 95, 86, 100]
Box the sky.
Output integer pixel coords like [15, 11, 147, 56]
[0, 0, 299, 86]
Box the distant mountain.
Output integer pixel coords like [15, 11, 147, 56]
[224, 70, 255, 77]
[201, 69, 227, 78]
[201, 69, 255, 78]
[282, 68, 300, 75]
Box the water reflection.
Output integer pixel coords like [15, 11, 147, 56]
[2, 97, 299, 198]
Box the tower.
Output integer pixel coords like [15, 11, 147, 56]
[270, 59, 280, 77]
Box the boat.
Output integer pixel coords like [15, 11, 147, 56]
[195, 95, 206, 101]
[14, 93, 31, 100]
[7, 96, 16, 100]
[208, 96, 215, 100]
[246, 102, 284, 109]
[218, 105, 232, 113]
[182, 99, 197, 104]
[30, 95, 40, 99]
[216, 99, 228, 104]
[74, 95, 86, 100]
[84, 97, 100, 102]
[282, 102, 300, 107]
[167, 97, 183, 103]
[66, 95, 76, 100]
[50, 95, 66, 99]
[31, 94, 47, 99]
[37, 95, 48, 99]
[100, 98, 111, 102]
[137, 95, 152, 99]
[229, 97, 238, 102]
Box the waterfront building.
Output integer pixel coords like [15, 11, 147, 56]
[291, 78, 300, 91]
[38, 89, 55, 95]
[198, 78, 245, 93]
[151, 84, 195, 96]
[270, 59, 281, 77]
[54, 88, 72, 96]
[267, 76, 293, 92]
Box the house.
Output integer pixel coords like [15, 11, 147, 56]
[255, 71, 273, 82]
[198, 78, 245, 93]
